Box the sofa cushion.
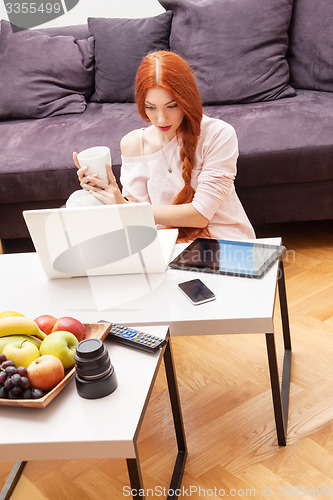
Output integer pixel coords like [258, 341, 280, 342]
[159, 0, 296, 104]
[36, 24, 89, 40]
[203, 90, 333, 187]
[88, 11, 172, 103]
[1, 91, 332, 209]
[0, 20, 94, 119]
[0, 102, 142, 205]
[288, 0, 333, 91]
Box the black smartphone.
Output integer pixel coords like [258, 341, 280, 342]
[178, 278, 216, 305]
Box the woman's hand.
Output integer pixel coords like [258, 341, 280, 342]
[73, 152, 127, 205]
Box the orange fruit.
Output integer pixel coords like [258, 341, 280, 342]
[0, 310, 25, 318]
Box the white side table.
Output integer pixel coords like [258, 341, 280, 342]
[0, 326, 187, 500]
[0, 237, 292, 449]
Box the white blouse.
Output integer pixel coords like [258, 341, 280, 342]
[120, 114, 255, 240]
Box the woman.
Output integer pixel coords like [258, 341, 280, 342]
[74, 50, 255, 242]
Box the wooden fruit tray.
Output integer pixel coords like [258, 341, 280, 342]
[0, 322, 112, 408]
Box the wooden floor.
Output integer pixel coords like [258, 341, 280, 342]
[1, 220, 333, 499]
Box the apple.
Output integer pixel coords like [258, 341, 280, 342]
[51, 316, 86, 342]
[39, 331, 78, 369]
[3, 340, 40, 368]
[34, 314, 58, 335]
[27, 355, 65, 391]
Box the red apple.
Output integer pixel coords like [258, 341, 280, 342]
[51, 316, 86, 342]
[27, 354, 65, 391]
[34, 315, 58, 335]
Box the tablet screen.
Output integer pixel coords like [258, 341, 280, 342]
[169, 238, 285, 278]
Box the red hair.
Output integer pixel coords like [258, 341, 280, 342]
[135, 51, 209, 241]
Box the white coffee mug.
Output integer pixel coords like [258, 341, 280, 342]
[77, 146, 111, 184]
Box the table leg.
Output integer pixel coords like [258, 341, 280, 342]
[163, 337, 187, 499]
[265, 256, 292, 446]
[126, 450, 146, 499]
[0, 461, 26, 500]
[278, 256, 292, 351]
[126, 335, 187, 500]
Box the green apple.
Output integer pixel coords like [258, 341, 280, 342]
[3, 340, 40, 368]
[39, 331, 78, 369]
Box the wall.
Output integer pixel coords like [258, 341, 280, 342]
[0, 0, 164, 28]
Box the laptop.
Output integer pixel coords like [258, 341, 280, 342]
[23, 203, 178, 279]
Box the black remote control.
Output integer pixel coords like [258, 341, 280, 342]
[107, 324, 167, 354]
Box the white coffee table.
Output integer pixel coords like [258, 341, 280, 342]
[0, 326, 187, 500]
[0, 237, 291, 446]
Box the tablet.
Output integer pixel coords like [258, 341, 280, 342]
[169, 238, 285, 278]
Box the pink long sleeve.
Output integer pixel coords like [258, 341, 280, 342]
[191, 119, 238, 220]
[120, 115, 255, 240]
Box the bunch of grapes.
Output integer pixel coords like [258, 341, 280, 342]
[0, 353, 43, 399]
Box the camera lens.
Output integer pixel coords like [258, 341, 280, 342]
[74, 339, 117, 399]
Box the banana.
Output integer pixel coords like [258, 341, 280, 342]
[0, 316, 47, 340]
[0, 334, 42, 354]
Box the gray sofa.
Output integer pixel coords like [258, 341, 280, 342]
[0, 0, 332, 253]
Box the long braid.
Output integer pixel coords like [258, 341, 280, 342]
[172, 116, 210, 241]
[173, 125, 197, 205]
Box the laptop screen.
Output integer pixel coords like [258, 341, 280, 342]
[23, 203, 177, 278]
